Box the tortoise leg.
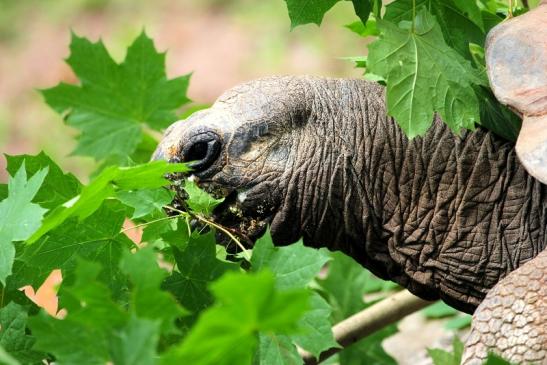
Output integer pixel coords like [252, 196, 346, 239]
[461, 249, 546, 364]
[486, 1, 547, 183]
[477, 7, 547, 361]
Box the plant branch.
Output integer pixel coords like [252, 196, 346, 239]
[299, 290, 432, 365]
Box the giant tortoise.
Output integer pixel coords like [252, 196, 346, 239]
[153, 3, 547, 364]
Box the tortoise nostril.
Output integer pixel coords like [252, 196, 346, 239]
[182, 133, 221, 172]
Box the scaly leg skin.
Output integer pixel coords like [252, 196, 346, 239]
[462, 249, 546, 364]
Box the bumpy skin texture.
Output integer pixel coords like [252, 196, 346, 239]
[462, 249, 546, 364]
[154, 76, 547, 361]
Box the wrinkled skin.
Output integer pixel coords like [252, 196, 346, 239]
[154, 76, 547, 362]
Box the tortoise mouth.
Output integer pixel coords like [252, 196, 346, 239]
[168, 176, 271, 248]
[211, 189, 271, 245]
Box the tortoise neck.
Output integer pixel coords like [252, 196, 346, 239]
[278, 79, 547, 312]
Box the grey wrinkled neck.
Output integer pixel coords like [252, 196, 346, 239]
[270, 77, 546, 312]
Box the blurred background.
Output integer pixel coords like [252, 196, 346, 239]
[0, 1, 469, 363]
[0, 0, 364, 181]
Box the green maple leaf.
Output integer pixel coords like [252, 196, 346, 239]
[283, 0, 341, 28]
[251, 229, 337, 358]
[17, 201, 133, 292]
[162, 231, 238, 329]
[253, 333, 302, 365]
[367, 9, 487, 138]
[0, 345, 20, 365]
[251, 228, 330, 290]
[27, 160, 188, 242]
[120, 247, 188, 335]
[5, 152, 81, 210]
[0, 302, 44, 364]
[0, 163, 48, 284]
[109, 316, 160, 365]
[183, 179, 224, 216]
[422, 301, 459, 319]
[116, 188, 174, 219]
[28, 248, 186, 365]
[161, 270, 309, 365]
[42, 31, 191, 162]
[319, 252, 398, 365]
[482, 353, 514, 365]
[28, 261, 127, 365]
[384, 0, 487, 58]
[291, 293, 340, 357]
[428, 337, 463, 365]
[351, 0, 375, 25]
[283, 0, 374, 29]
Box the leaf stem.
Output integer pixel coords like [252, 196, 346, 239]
[164, 205, 251, 261]
[119, 214, 183, 233]
[508, 0, 514, 17]
[412, 0, 416, 32]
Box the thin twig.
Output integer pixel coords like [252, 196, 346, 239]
[120, 214, 182, 233]
[299, 290, 432, 365]
[164, 205, 252, 261]
[193, 214, 251, 261]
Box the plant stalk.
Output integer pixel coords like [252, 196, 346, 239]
[298, 290, 432, 364]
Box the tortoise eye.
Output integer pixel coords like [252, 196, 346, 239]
[181, 132, 222, 172]
[186, 141, 209, 162]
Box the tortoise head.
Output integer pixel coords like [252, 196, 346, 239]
[153, 76, 315, 244]
[153, 75, 385, 247]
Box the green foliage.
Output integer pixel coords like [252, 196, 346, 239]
[483, 353, 514, 365]
[119, 247, 188, 335]
[161, 270, 309, 365]
[27, 160, 188, 242]
[251, 230, 338, 358]
[17, 200, 134, 292]
[162, 230, 239, 326]
[0, 346, 20, 365]
[183, 179, 224, 215]
[0, 302, 43, 364]
[422, 301, 459, 319]
[0, 23, 523, 365]
[422, 301, 472, 330]
[5, 152, 81, 210]
[427, 337, 463, 365]
[251, 229, 330, 290]
[368, 9, 487, 137]
[283, 0, 342, 28]
[0, 164, 48, 284]
[428, 339, 515, 365]
[284, 0, 525, 140]
[27, 252, 182, 365]
[41, 31, 191, 164]
[319, 252, 398, 365]
[116, 188, 174, 219]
